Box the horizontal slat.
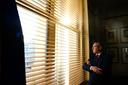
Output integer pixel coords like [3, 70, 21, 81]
[25, 55, 55, 58]
[25, 59, 54, 63]
[56, 31, 78, 36]
[31, 64, 55, 68]
[26, 70, 55, 78]
[25, 43, 55, 46]
[26, 81, 46, 85]
[27, 69, 55, 75]
[26, 64, 52, 68]
[27, 72, 55, 80]
[55, 42, 78, 45]
[26, 74, 55, 84]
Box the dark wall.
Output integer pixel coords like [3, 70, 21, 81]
[0, 11, 1, 81]
[88, 4, 105, 50]
[88, 0, 128, 77]
[103, 15, 128, 76]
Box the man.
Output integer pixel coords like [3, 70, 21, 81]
[83, 42, 112, 85]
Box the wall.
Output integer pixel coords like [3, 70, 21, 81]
[88, 8, 105, 49]
[88, 2, 128, 77]
[103, 16, 128, 76]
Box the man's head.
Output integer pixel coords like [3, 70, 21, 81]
[92, 42, 102, 54]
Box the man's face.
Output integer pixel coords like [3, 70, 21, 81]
[92, 43, 101, 54]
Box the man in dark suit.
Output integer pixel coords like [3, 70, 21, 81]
[83, 42, 112, 85]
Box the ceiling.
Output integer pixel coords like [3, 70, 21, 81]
[88, 0, 128, 16]
[89, 0, 128, 9]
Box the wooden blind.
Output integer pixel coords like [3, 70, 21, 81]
[17, 4, 56, 85]
[16, 0, 84, 85]
[55, 25, 83, 85]
[55, 0, 84, 85]
[55, 25, 70, 85]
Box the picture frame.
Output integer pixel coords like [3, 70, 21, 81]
[106, 29, 117, 43]
[107, 47, 119, 63]
[121, 47, 128, 63]
[120, 28, 128, 43]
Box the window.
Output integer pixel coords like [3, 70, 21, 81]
[55, 25, 70, 85]
[16, 0, 84, 85]
[17, 5, 53, 85]
[55, 25, 82, 85]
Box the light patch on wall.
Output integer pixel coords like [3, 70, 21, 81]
[62, 15, 71, 25]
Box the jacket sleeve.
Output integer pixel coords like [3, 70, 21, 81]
[101, 54, 112, 74]
[83, 63, 91, 72]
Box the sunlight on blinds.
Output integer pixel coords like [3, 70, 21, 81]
[55, 24, 82, 85]
[68, 30, 82, 85]
[55, 0, 83, 85]
[17, 0, 84, 85]
[17, 5, 54, 85]
[55, 25, 69, 85]
[55, 0, 79, 28]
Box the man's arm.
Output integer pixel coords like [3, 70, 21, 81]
[83, 63, 103, 74]
[83, 58, 103, 74]
[83, 59, 91, 71]
[90, 66, 102, 74]
[83, 63, 91, 71]
[101, 54, 112, 74]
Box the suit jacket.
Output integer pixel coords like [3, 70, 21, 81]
[83, 52, 112, 85]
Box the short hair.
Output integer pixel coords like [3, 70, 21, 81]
[92, 42, 103, 51]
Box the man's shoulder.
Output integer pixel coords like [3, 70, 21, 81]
[101, 52, 109, 56]
[101, 52, 112, 61]
[101, 51, 109, 56]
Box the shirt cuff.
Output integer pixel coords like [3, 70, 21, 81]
[90, 66, 93, 70]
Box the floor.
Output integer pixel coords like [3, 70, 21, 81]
[80, 76, 128, 85]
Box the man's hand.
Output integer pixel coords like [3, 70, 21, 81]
[90, 66, 102, 74]
[87, 60, 91, 65]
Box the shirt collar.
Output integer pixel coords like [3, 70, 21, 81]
[96, 53, 101, 56]
[95, 52, 102, 57]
